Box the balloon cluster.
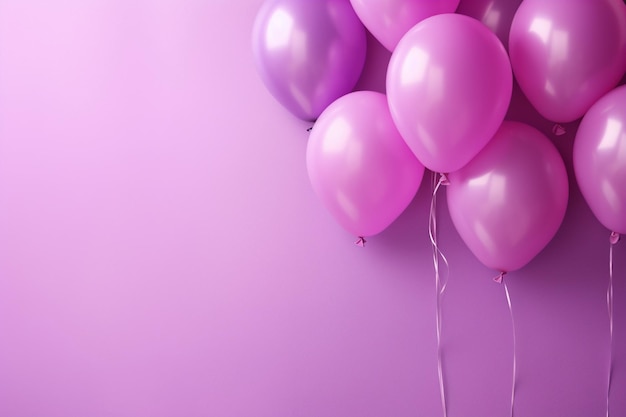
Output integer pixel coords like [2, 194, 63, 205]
[252, 0, 626, 275]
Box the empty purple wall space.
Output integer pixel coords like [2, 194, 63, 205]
[1, 2, 625, 417]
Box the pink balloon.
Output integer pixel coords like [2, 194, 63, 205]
[387, 13, 512, 174]
[252, 0, 367, 121]
[447, 121, 569, 273]
[509, 0, 626, 123]
[349, 0, 460, 51]
[456, 0, 522, 49]
[574, 85, 626, 234]
[306, 91, 425, 237]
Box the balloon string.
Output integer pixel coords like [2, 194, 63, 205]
[428, 172, 449, 417]
[606, 232, 619, 417]
[502, 277, 517, 417]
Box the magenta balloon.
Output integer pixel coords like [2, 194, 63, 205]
[387, 14, 512, 174]
[509, 0, 626, 123]
[252, 0, 367, 121]
[456, 0, 522, 49]
[349, 0, 460, 51]
[574, 85, 626, 234]
[306, 91, 425, 237]
[447, 121, 569, 273]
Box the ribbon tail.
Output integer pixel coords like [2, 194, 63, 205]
[606, 232, 618, 417]
[429, 172, 449, 417]
[503, 278, 517, 417]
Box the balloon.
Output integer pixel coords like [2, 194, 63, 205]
[252, 0, 367, 121]
[456, 0, 522, 49]
[509, 0, 626, 123]
[447, 121, 569, 273]
[306, 91, 425, 237]
[574, 85, 626, 234]
[387, 13, 512, 174]
[349, 0, 460, 51]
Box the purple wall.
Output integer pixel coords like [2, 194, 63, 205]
[0, 1, 624, 416]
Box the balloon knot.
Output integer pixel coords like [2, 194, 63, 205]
[610, 232, 620, 245]
[552, 124, 566, 136]
[355, 236, 366, 247]
[439, 173, 450, 186]
[494, 271, 507, 284]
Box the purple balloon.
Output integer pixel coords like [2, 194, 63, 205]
[350, 0, 460, 51]
[387, 13, 512, 174]
[447, 121, 569, 273]
[456, 0, 522, 49]
[306, 91, 425, 237]
[252, 0, 367, 121]
[509, 0, 626, 123]
[574, 85, 626, 234]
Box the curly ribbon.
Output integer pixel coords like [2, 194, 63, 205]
[494, 272, 516, 417]
[607, 232, 620, 417]
[429, 172, 450, 417]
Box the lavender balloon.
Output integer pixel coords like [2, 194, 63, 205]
[387, 13, 512, 174]
[574, 85, 626, 234]
[509, 0, 626, 123]
[350, 0, 460, 51]
[307, 91, 425, 237]
[252, 0, 367, 121]
[447, 121, 569, 273]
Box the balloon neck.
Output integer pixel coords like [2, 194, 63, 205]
[494, 271, 507, 284]
[439, 173, 450, 186]
[610, 232, 620, 245]
[355, 236, 366, 247]
[552, 123, 566, 136]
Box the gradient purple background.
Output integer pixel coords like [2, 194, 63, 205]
[0, 1, 624, 416]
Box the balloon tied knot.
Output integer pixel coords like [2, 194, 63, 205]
[610, 232, 620, 245]
[355, 236, 366, 247]
[494, 271, 507, 284]
[552, 124, 566, 136]
[439, 173, 450, 186]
